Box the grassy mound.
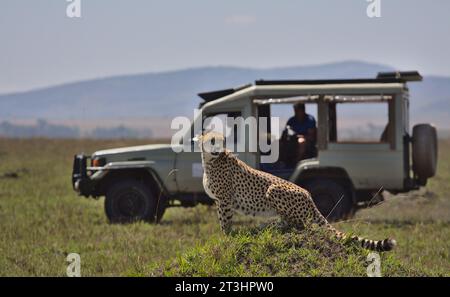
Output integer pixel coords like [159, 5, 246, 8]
[156, 225, 423, 277]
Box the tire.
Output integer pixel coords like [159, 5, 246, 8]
[105, 179, 166, 224]
[303, 179, 354, 222]
[412, 124, 438, 184]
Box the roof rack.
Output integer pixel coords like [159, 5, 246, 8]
[376, 71, 422, 81]
[255, 71, 422, 85]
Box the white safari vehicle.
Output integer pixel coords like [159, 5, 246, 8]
[72, 71, 438, 223]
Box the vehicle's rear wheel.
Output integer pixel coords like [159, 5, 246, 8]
[105, 179, 165, 223]
[303, 179, 354, 222]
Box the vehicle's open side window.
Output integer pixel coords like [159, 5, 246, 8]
[331, 99, 391, 144]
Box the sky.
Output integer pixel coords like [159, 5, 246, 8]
[1, 0, 449, 93]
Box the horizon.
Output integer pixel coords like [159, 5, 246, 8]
[0, 59, 445, 96]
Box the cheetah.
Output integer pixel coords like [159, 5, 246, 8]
[198, 131, 396, 252]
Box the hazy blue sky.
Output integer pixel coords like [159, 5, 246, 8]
[1, 0, 449, 93]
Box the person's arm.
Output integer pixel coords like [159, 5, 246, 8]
[286, 117, 294, 128]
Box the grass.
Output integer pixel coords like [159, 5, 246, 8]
[0, 138, 449, 276]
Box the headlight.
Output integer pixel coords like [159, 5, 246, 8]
[91, 157, 106, 167]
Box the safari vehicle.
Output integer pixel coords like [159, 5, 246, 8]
[72, 71, 438, 223]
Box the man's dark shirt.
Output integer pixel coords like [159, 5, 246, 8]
[286, 114, 316, 135]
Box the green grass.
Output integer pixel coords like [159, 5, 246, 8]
[0, 138, 449, 276]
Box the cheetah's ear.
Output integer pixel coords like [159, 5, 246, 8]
[202, 128, 214, 136]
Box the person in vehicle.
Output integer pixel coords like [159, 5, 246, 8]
[282, 102, 317, 165]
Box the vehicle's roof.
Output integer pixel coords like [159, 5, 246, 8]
[199, 82, 406, 111]
[198, 71, 421, 104]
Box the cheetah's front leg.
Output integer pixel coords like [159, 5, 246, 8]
[216, 197, 234, 234]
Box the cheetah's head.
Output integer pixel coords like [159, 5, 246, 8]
[195, 131, 226, 162]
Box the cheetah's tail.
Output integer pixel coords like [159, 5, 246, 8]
[328, 225, 397, 252]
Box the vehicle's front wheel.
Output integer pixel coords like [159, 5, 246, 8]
[303, 179, 354, 222]
[105, 179, 165, 223]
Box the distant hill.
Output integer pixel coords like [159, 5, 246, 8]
[0, 61, 449, 137]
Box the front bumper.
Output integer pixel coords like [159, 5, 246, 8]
[72, 154, 157, 197]
[72, 154, 95, 197]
